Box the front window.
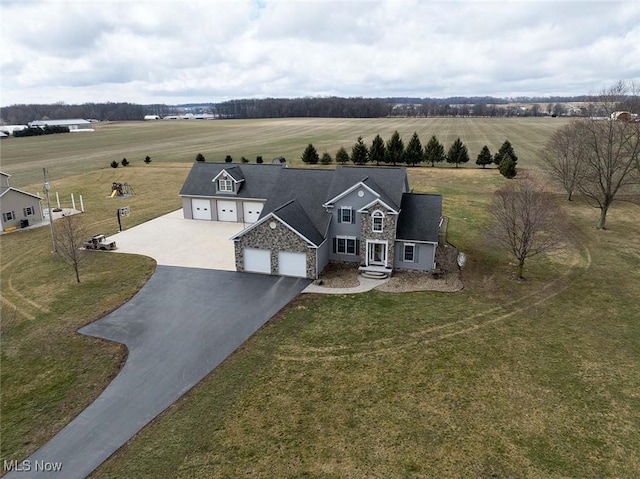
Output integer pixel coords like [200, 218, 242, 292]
[372, 210, 384, 232]
[403, 243, 415, 262]
[219, 179, 233, 192]
[3, 211, 15, 222]
[340, 207, 353, 223]
[336, 236, 357, 255]
[24, 206, 34, 216]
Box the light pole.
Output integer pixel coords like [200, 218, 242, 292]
[43, 168, 57, 252]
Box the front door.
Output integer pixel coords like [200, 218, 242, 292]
[367, 241, 387, 266]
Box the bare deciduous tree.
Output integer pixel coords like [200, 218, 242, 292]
[577, 116, 640, 229]
[543, 80, 640, 229]
[55, 214, 87, 283]
[489, 177, 563, 280]
[542, 121, 587, 201]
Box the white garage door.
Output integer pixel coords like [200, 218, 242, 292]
[242, 201, 263, 223]
[217, 200, 237, 222]
[244, 248, 271, 274]
[191, 199, 212, 220]
[278, 251, 307, 278]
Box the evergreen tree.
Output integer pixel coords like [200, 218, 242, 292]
[404, 131, 424, 166]
[446, 137, 470, 168]
[369, 134, 386, 165]
[121, 158, 129, 166]
[498, 156, 517, 178]
[195, 153, 205, 162]
[301, 143, 320, 164]
[351, 136, 369, 165]
[476, 145, 493, 168]
[494, 140, 518, 166]
[385, 130, 404, 165]
[320, 152, 333, 165]
[225, 155, 233, 163]
[241, 156, 249, 163]
[256, 155, 263, 164]
[335, 146, 349, 165]
[110, 160, 119, 168]
[144, 155, 152, 164]
[424, 135, 445, 167]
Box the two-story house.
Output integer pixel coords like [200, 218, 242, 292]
[179, 162, 442, 279]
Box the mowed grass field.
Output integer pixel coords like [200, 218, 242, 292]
[1, 118, 639, 478]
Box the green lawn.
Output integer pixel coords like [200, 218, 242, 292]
[1, 118, 638, 478]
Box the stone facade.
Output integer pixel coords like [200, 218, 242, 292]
[359, 205, 398, 267]
[234, 217, 317, 278]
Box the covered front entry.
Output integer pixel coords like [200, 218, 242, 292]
[191, 199, 212, 220]
[366, 240, 388, 266]
[217, 200, 238, 222]
[278, 251, 307, 278]
[244, 248, 271, 274]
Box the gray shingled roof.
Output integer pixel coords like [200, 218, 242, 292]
[260, 168, 334, 245]
[396, 193, 442, 243]
[325, 166, 407, 209]
[179, 162, 283, 199]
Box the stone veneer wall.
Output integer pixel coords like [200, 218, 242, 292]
[359, 206, 398, 266]
[234, 218, 317, 278]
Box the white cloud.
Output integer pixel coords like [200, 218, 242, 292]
[1, 0, 638, 105]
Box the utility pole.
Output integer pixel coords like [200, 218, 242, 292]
[43, 168, 57, 252]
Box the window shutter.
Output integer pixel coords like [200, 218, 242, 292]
[414, 246, 419, 262]
[356, 239, 360, 254]
[351, 208, 355, 224]
[337, 210, 342, 223]
[333, 237, 337, 253]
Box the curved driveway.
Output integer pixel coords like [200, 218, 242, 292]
[6, 266, 309, 478]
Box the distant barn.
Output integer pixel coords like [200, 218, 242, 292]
[28, 119, 94, 131]
[144, 115, 161, 120]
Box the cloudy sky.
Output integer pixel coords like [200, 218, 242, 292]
[1, 0, 638, 105]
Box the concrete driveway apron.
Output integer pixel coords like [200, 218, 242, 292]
[5, 266, 309, 479]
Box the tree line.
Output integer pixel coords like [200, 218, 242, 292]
[301, 132, 519, 178]
[4, 92, 637, 124]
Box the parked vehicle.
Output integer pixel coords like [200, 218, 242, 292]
[84, 234, 117, 250]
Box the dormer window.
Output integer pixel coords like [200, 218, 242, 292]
[372, 210, 384, 232]
[219, 179, 233, 192]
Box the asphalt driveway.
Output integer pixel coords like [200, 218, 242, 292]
[6, 266, 309, 478]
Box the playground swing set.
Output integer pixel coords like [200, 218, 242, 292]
[109, 182, 135, 198]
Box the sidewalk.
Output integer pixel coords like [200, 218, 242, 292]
[303, 274, 389, 294]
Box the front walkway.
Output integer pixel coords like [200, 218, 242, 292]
[303, 274, 390, 294]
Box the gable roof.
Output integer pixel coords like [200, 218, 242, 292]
[396, 193, 442, 243]
[259, 167, 334, 244]
[212, 166, 245, 183]
[0, 187, 43, 201]
[179, 162, 284, 199]
[324, 166, 407, 210]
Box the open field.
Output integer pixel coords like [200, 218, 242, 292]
[1, 118, 639, 477]
[0, 117, 571, 187]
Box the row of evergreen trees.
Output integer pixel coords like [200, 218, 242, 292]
[301, 132, 519, 178]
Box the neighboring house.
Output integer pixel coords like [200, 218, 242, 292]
[180, 162, 442, 279]
[0, 171, 44, 231]
[28, 119, 93, 131]
[144, 115, 161, 120]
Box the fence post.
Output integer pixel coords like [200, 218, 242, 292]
[56, 192, 61, 209]
[80, 195, 85, 213]
[71, 193, 76, 211]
